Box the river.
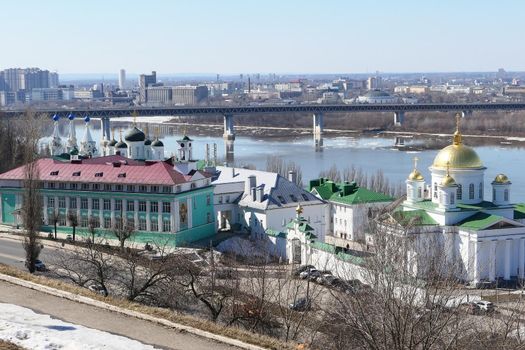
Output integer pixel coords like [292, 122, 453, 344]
[44, 118, 525, 202]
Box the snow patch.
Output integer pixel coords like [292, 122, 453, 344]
[0, 303, 157, 350]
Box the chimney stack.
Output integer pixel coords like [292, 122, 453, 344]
[256, 184, 265, 202]
[288, 170, 297, 184]
[251, 187, 257, 201]
[245, 175, 256, 194]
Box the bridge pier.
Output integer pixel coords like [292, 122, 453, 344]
[461, 110, 472, 118]
[313, 113, 324, 136]
[223, 114, 235, 140]
[100, 116, 111, 141]
[394, 111, 405, 126]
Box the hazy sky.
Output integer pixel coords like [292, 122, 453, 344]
[1, 0, 523, 74]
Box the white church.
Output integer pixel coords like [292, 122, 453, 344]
[49, 115, 165, 161]
[389, 115, 525, 285]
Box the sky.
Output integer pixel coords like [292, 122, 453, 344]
[1, 0, 523, 75]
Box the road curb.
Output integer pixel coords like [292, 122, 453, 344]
[0, 273, 269, 350]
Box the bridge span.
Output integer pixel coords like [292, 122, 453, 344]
[2, 102, 525, 142]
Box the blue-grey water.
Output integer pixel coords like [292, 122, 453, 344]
[44, 120, 525, 202]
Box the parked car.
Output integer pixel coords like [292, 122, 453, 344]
[65, 234, 73, 242]
[25, 259, 47, 272]
[87, 284, 106, 295]
[317, 274, 337, 286]
[475, 301, 494, 312]
[289, 297, 311, 312]
[462, 302, 481, 315]
[293, 265, 315, 277]
[299, 268, 318, 279]
[307, 269, 322, 281]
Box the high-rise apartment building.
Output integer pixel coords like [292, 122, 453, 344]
[119, 69, 126, 90]
[138, 71, 156, 103]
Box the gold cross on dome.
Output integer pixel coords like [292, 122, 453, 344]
[455, 113, 461, 132]
[413, 156, 419, 170]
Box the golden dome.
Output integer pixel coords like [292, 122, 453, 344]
[408, 170, 424, 181]
[441, 174, 456, 187]
[494, 174, 510, 184]
[433, 113, 483, 169]
[432, 144, 483, 169]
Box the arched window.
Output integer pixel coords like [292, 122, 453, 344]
[469, 183, 475, 200]
[479, 183, 483, 199]
[450, 195, 455, 205]
[418, 187, 422, 198]
[504, 189, 509, 202]
[434, 183, 438, 198]
[408, 188, 413, 199]
[457, 184, 462, 200]
[493, 188, 496, 201]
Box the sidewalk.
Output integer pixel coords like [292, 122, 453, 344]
[0, 279, 240, 350]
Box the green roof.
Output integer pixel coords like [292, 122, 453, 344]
[393, 209, 438, 226]
[286, 217, 315, 233]
[310, 178, 393, 205]
[514, 204, 525, 220]
[311, 241, 336, 254]
[458, 212, 505, 231]
[407, 199, 502, 213]
[265, 228, 287, 238]
[310, 241, 365, 265]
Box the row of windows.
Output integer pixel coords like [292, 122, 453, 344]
[433, 182, 483, 200]
[47, 197, 172, 213]
[52, 214, 173, 232]
[46, 182, 179, 194]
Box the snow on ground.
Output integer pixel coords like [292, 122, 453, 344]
[0, 303, 157, 350]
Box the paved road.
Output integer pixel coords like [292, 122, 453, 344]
[0, 236, 57, 269]
[0, 280, 239, 350]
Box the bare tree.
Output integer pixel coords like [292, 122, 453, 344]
[20, 111, 43, 273]
[112, 213, 134, 252]
[67, 210, 78, 242]
[50, 209, 59, 240]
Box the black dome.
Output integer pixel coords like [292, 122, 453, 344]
[152, 139, 164, 147]
[144, 138, 152, 146]
[116, 141, 128, 148]
[124, 127, 146, 142]
[108, 139, 118, 147]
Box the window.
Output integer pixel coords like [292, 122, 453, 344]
[104, 184, 112, 192]
[69, 197, 77, 209]
[150, 202, 158, 213]
[493, 188, 496, 201]
[176, 185, 182, 193]
[81, 183, 90, 191]
[50, 171, 59, 176]
[92, 199, 100, 210]
[127, 201, 134, 212]
[138, 218, 147, 231]
[278, 195, 286, 204]
[504, 189, 509, 202]
[70, 183, 77, 190]
[126, 185, 134, 192]
[457, 184, 462, 200]
[151, 186, 159, 193]
[433, 183, 437, 198]
[450, 195, 455, 205]
[218, 196, 223, 204]
[290, 194, 298, 202]
[73, 171, 81, 177]
[92, 183, 100, 191]
[139, 201, 146, 212]
[301, 194, 309, 201]
[81, 198, 88, 209]
[115, 184, 123, 192]
[190, 183, 196, 189]
[469, 183, 474, 200]
[163, 220, 171, 232]
[118, 173, 126, 178]
[115, 199, 122, 211]
[207, 212, 212, 223]
[479, 183, 483, 199]
[151, 220, 158, 231]
[162, 202, 171, 213]
[162, 186, 171, 193]
[418, 187, 422, 198]
[139, 185, 147, 193]
[80, 216, 88, 228]
[91, 216, 100, 228]
[206, 195, 211, 206]
[95, 172, 103, 178]
[59, 215, 67, 226]
[48, 182, 55, 189]
[103, 199, 111, 210]
[226, 195, 230, 203]
[104, 217, 111, 229]
[59, 183, 66, 190]
[58, 197, 66, 208]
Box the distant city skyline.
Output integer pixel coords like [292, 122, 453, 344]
[1, 0, 524, 74]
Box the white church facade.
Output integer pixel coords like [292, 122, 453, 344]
[390, 115, 525, 286]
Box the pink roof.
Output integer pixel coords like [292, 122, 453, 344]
[0, 156, 210, 186]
